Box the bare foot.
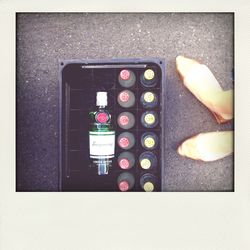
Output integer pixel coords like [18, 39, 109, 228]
[176, 55, 233, 123]
[177, 131, 233, 161]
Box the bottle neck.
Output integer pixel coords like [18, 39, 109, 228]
[98, 105, 106, 109]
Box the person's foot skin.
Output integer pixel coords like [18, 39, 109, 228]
[176, 55, 233, 123]
[177, 131, 233, 161]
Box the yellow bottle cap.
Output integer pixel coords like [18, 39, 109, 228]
[143, 182, 154, 192]
[144, 69, 155, 80]
[144, 113, 155, 125]
[144, 137, 155, 148]
[144, 92, 155, 103]
[140, 158, 151, 169]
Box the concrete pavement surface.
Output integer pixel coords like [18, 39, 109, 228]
[16, 13, 234, 191]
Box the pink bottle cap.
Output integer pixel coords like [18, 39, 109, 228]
[119, 181, 129, 191]
[119, 158, 130, 169]
[96, 112, 108, 123]
[119, 115, 129, 126]
[119, 91, 130, 102]
[120, 70, 130, 80]
[119, 137, 130, 148]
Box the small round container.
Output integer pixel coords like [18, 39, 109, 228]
[140, 68, 157, 87]
[140, 91, 158, 109]
[117, 132, 135, 150]
[117, 90, 136, 108]
[118, 69, 136, 88]
[117, 112, 135, 129]
[117, 172, 135, 192]
[139, 151, 157, 170]
[117, 151, 135, 170]
[141, 132, 158, 150]
[141, 111, 159, 128]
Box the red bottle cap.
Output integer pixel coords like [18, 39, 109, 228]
[96, 112, 108, 123]
[119, 181, 129, 191]
[119, 115, 129, 126]
[120, 70, 130, 80]
[119, 158, 130, 169]
[119, 137, 130, 148]
[119, 91, 130, 103]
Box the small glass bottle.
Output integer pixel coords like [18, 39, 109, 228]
[117, 132, 135, 150]
[141, 132, 158, 150]
[140, 91, 158, 109]
[117, 112, 135, 130]
[141, 111, 159, 128]
[140, 69, 157, 87]
[118, 69, 136, 88]
[117, 172, 135, 192]
[117, 90, 135, 108]
[140, 173, 157, 192]
[89, 92, 115, 175]
[139, 151, 157, 170]
[117, 151, 135, 170]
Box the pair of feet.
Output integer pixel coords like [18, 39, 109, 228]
[175, 56, 233, 161]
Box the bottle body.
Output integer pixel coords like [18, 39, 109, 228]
[140, 91, 158, 108]
[117, 132, 135, 150]
[117, 151, 135, 170]
[118, 69, 136, 88]
[140, 69, 157, 87]
[117, 90, 136, 108]
[141, 132, 158, 150]
[141, 111, 159, 128]
[140, 173, 157, 192]
[139, 151, 157, 170]
[89, 92, 115, 175]
[117, 172, 135, 191]
[117, 112, 135, 130]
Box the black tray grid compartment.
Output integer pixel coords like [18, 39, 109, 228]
[59, 58, 166, 191]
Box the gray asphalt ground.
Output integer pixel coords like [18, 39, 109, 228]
[16, 13, 234, 191]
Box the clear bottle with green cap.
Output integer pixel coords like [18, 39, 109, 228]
[140, 173, 157, 192]
[141, 111, 159, 128]
[141, 132, 158, 150]
[117, 172, 135, 192]
[118, 69, 136, 88]
[140, 91, 158, 108]
[89, 92, 115, 175]
[140, 68, 157, 87]
[139, 151, 157, 170]
[117, 90, 136, 108]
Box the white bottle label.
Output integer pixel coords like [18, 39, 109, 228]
[89, 131, 115, 159]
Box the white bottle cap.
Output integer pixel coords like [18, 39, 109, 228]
[96, 92, 108, 106]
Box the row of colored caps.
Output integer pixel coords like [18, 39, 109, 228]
[117, 172, 157, 192]
[118, 151, 157, 170]
[118, 90, 158, 108]
[118, 68, 157, 88]
[117, 111, 158, 129]
[117, 132, 158, 150]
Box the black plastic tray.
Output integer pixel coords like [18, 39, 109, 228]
[59, 58, 166, 191]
